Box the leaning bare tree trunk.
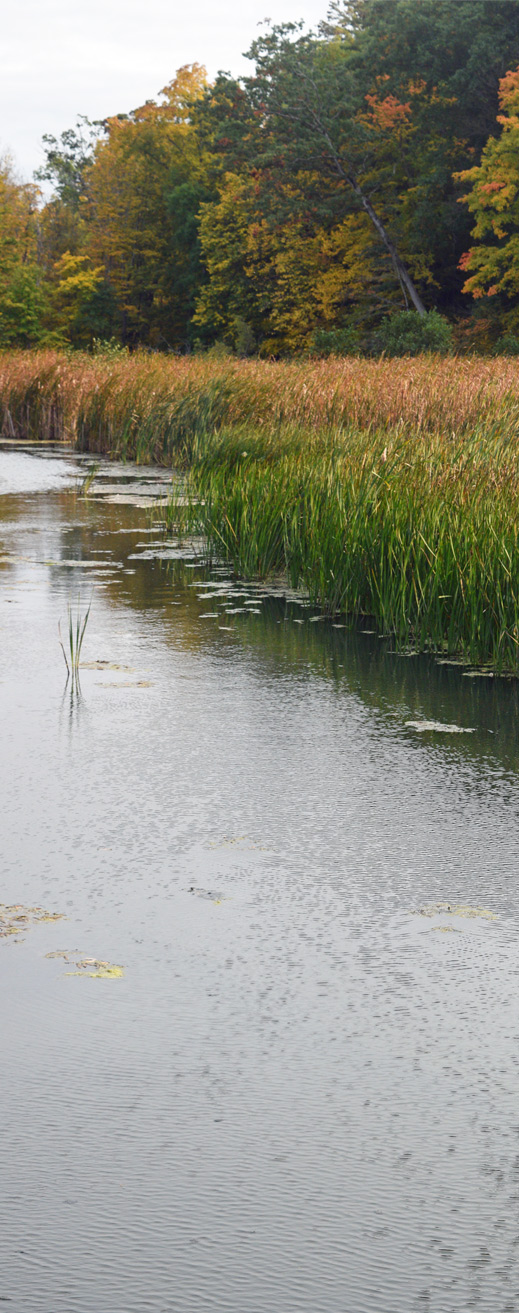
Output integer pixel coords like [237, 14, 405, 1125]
[321, 128, 427, 316]
[348, 175, 426, 317]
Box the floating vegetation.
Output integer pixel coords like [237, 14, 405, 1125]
[187, 886, 224, 903]
[97, 679, 153, 688]
[431, 925, 460, 933]
[405, 721, 475, 734]
[81, 660, 134, 672]
[414, 903, 497, 921]
[208, 836, 248, 848]
[0, 904, 65, 939]
[46, 950, 124, 978]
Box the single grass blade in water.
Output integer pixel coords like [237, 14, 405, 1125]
[59, 594, 92, 688]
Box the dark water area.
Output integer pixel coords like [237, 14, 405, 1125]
[1, 445, 519, 1313]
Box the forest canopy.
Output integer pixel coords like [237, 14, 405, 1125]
[3, 0, 519, 355]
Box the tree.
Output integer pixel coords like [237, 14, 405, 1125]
[0, 157, 47, 346]
[194, 170, 379, 354]
[83, 64, 211, 348]
[327, 1, 519, 312]
[456, 66, 519, 305]
[197, 26, 427, 315]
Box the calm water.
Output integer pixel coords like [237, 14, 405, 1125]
[1, 445, 519, 1313]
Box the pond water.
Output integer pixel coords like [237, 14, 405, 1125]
[1, 444, 519, 1313]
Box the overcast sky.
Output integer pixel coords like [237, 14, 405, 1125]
[2, 0, 329, 181]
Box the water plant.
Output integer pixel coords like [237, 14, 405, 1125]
[79, 461, 100, 496]
[59, 594, 92, 689]
[4, 348, 519, 668]
[172, 418, 519, 671]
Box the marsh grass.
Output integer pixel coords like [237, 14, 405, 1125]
[59, 595, 92, 689]
[3, 348, 519, 668]
[175, 421, 519, 670]
[3, 349, 519, 458]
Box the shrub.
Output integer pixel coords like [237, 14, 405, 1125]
[372, 310, 453, 357]
[493, 332, 519, 356]
[311, 326, 363, 357]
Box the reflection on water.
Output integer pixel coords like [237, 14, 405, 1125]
[1, 447, 519, 1313]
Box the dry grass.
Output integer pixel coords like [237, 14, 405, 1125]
[2, 349, 519, 459]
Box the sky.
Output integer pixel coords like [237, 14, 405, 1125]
[2, 0, 329, 182]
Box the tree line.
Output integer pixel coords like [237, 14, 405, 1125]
[3, 0, 519, 356]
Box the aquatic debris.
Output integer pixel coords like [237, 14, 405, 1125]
[414, 903, 497, 921]
[431, 925, 460, 933]
[199, 613, 219, 618]
[0, 904, 65, 939]
[187, 886, 224, 904]
[46, 949, 124, 978]
[405, 720, 475, 733]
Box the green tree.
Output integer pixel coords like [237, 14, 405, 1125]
[328, 0, 519, 312]
[0, 157, 48, 346]
[196, 26, 427, 316]
[456, 66, 519, 310]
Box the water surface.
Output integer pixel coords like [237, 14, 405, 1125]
[1, 445, 519, 1313]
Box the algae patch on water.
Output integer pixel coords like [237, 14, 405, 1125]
[0, 904, 65, 939]
[46, 950, 124, 978]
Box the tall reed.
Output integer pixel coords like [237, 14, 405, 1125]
[2, 349, 519, 461]
[175, 422, 519, 670]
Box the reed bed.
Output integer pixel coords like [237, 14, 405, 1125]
[177, 422, 519, 670]
[3, 348, 519, 666]
[2, 349, 519, 458]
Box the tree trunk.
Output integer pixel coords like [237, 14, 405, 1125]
[347, 174, 426, 316]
